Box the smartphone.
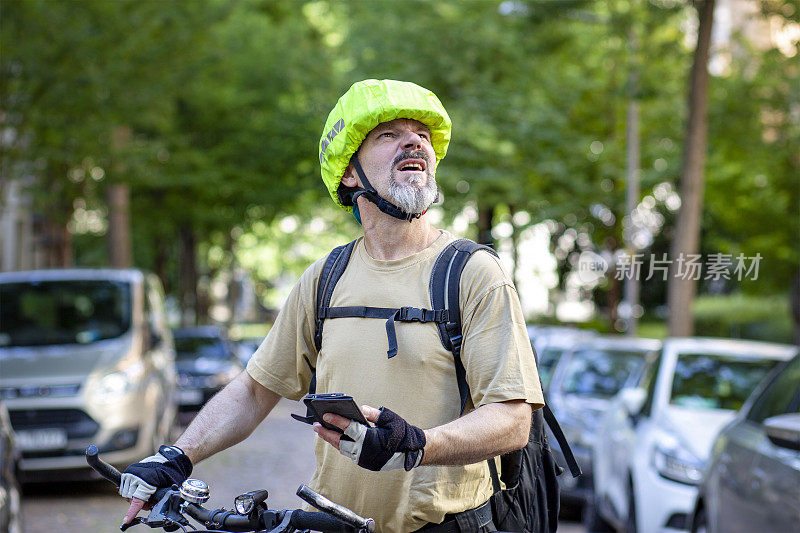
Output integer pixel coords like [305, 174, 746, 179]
[291, 393, 371, 434]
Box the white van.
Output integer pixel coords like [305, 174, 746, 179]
[0, 269, 177, 479]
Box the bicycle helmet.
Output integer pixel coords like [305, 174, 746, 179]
[319, 79, 451, 221]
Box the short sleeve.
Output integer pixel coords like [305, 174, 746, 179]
[458, 251, 544, 410]
[246, 259, 324, 401]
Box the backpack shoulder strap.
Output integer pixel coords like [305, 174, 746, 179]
[544, 403, 582, 477]
[430, 238, 498, 415]
[314, 239, 358, 353]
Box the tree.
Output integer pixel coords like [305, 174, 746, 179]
[667, 0, 716, 336]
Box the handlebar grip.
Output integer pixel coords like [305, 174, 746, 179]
[85, 445, 122, 486]
[289, 510, 360, 533]
[297, 484, 375, 532]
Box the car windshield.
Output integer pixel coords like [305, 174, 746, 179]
[559, 348, 648, 398]
[174, 336, 228, 360]
[536, 347, 565, 389]
[0, 280, 131, 347]
[670, 352, 779, 411]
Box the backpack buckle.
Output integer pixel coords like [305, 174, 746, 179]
[398, 307, 425, 322]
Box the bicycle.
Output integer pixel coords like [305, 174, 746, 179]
[85, 446, 375, 533]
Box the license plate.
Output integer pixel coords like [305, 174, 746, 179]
[15, 428, 68, 451]
[177, 389, 203, 405]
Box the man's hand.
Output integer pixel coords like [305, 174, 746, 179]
[119, 445, 192, 524]
[313, 405, 426, 471]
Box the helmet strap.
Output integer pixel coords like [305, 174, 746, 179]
[350, 154, 421, 223]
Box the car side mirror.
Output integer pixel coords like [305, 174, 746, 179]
[763, 413, 800, 451]
[620, 387, 647, 417]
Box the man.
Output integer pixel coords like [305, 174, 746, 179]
[120, 79, 543, 532]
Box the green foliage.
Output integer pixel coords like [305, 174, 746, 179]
[3, 0, 796, 315]
[233, 193, 359, 308]
[693, 294, 794, 343]
[704, 37, 800, 294]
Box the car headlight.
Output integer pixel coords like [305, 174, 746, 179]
[92, 363, 144, 402]
[652, 439, 705, 485]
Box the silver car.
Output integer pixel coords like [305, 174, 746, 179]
[527, 325, 597, 390]
[0, 269, 177, 479]
[689, 352, 800, 533]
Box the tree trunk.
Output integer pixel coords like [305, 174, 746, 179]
[226, 231, 239, 328]
[106, 183, 132, 268]
[41, 217, 72, 268]
[667, 0, 716, 336]
[179, 224, 198, 326]
[624, 24, 641, 336]
[477, 204, 495, 246]
[154, 238, 169, 295]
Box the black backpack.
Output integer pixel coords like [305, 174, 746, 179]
[309, 238, 581, 533]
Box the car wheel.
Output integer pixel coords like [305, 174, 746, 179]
[583, 497, 614, 532]
[624, 483, 637, 533]
[692, 506, 708, 533]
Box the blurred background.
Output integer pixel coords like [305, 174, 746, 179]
[0, 1, 798, 532]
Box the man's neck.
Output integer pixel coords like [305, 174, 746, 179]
[357, 200, 441, 260]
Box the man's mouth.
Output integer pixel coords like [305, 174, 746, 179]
[396, 159, 426, 172]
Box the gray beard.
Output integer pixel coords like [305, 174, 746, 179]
[386, 169, 438, 215]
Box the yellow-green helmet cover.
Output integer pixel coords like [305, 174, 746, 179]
[319, 79, 451, 212]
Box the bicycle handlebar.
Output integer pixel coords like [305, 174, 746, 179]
[84, 445, 373, 532]
[290, 510, 366, 533]
[86, 445, 122, 485]
[297, 484, 375, 532]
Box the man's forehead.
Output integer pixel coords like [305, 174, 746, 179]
[370, 118, 430, 133]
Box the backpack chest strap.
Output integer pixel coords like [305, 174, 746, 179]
[321, 305, 449, 358]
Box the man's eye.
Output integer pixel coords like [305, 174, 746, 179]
[380, 132, 396, 138]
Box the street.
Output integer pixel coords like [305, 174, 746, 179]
[21, 399, 585, 532]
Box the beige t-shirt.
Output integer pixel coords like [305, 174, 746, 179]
[247, 230, 543, 532]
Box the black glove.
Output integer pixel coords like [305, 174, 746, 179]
[119, 445, 192, 501]
[338, 408, 426, 471]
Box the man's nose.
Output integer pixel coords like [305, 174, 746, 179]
[401, 131, 423, 150]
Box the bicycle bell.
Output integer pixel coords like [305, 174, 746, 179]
[180, 478, 210, 504]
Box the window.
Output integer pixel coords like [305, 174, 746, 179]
[558, 348, 649, 398]
[0, 280, 131, 347]
[670, 352, 778, 411]
[536, 347, 565, 389]
[174, 336, 229, 360]
[746, 355, 800, 424]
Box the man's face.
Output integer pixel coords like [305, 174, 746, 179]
[346, 118, 438, 214]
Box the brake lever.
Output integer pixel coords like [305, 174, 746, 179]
[120, 517, 145, 531]
[142, 489, 190, 531]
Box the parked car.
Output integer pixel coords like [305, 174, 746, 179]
[232, 336, 264, 367]
[527, 325, 597, 390]
[547, 336, 661, 514]
[689, 352, 800, 533]
[0, 269, 177, 480]
[590, 337, 796, 533]
[0, 402, 22, 533]
[172, 326, 243, 418]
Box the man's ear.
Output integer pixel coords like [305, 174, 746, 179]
[341, 164, 359, 187]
